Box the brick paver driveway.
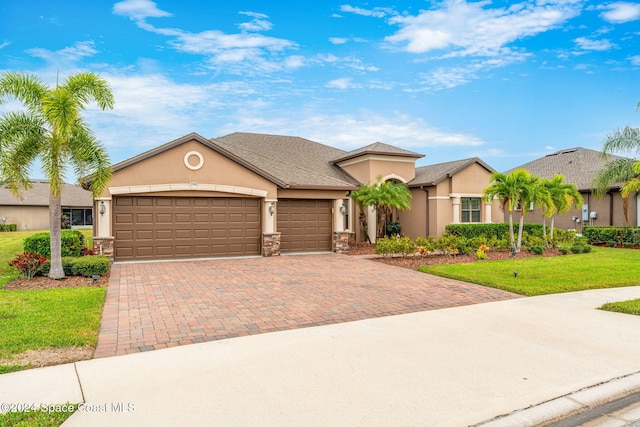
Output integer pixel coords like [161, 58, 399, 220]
[95, 253, 519, 358]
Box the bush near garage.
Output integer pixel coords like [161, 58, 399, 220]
[583, 226, 640, 247]
[23, 229, 85, 258]
[40, 256, 110, 278]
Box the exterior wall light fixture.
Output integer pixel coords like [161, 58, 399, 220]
[268, 202, 275, 216]
[99, 201, 106, 216]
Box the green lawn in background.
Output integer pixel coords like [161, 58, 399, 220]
[418, 246, 640, 296]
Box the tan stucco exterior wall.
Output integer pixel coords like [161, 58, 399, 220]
[101, 140, 278, 199]
[0, 206, 49, 230]
[338, 157, 417, 184]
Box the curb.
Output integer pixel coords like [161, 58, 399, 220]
[474, 371, 640, 426]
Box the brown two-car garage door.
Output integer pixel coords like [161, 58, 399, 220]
[113, 196, 261, 261]
[277, 199, 332, 252]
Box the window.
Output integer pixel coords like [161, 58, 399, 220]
[62, 208, 93, 227]
[461, 198, 481, 223]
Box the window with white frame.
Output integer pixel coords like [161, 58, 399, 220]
[461, 198, 481, 223]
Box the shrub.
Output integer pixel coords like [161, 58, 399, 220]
[570, 243, 591, 254]
[528, 245, 545, 255]
[40, 256, 110, 277]
[475, 250, 487, 260]
[0, 224, 17, 232]
[415, 236, 436, 253]
[9, 252, 48, 279]
[445, 223, 544, 239]
[23, 229, 85, 258]
[71, 256, 110, 277]
[558, 246, 569, 255]
[386, 222, 401, 236]
[583, 226, 639, 246]
[375, 236, 416, 257]
[606, 240, 617, 248]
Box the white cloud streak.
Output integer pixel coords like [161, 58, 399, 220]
[599, 2, 640, 23]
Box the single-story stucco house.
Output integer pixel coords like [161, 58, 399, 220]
[90, 132, 503, 261]
[507, 147, 639, 230]
[0, 180, 93, 231]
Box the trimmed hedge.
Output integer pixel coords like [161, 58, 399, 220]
[0, 224, 17, 232]
[445, 223, 544, 239]
[23, 229, 85, 258]
[583, 226, 640, 246]
[40, 255, 110, 277]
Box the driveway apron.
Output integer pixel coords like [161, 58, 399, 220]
[94, 253, 519, 358]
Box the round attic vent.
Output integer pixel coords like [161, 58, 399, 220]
[184, 151, 204, 170]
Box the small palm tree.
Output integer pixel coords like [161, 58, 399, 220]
[543, 175, 582, 241]
[483, 169, 532, 252]
[0, 71, 113, 279]
[350, 178, 412, 240]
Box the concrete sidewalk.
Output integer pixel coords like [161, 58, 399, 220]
[2, 286, 640, 426]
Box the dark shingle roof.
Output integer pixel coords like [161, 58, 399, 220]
[214, 132, 360, 189]
[507, 147, 626, 191]
[333, 142, 424, 163]
[0, 180, 92, 207]
[409, 158, 495, 187]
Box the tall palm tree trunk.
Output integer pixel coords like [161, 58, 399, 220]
[516, 211, 525, 252]
[48, 191, 65, 279]
[508, 212, 516, 252]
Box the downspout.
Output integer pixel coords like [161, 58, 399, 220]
[421, 186, 430, 236]
[609, 191, 614, 226]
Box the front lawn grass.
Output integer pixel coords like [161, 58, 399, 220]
[0, 228, 104, 373]
[0, 404, 77, 426]
[600, 298, 640, 316]
[418, 246, 640, 296]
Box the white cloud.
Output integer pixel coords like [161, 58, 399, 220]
[329, 37, 348, 45]
[112, 0, 172, 20]
[0, 40, 9, 49]
[113, 4, 298, 74]
[222, 110, 485, 150]
[629, 55, 640, 65]
[27, 41, 98, 62]
[385, 0, 580, 57]
[326, 78, 356, 89]
[574, 36, 617, 51]
[599, 2, 640, 23]
[238, 11, 273, 32]
[339, 5, 395, 19]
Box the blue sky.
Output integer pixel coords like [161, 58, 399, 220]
[1, 0, 640, 176]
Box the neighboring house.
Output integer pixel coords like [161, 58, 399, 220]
[90, 132, 503, 261]
[0, 180, 94, 230]
[507, 147, 638, 230]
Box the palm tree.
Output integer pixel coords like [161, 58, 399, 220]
[543, 175, 582, 242]
[516, 174, 553, 251]
[483, 169, 532, 252]
[0, 71, 113, 279]
[593, 102, 640, 222]
[350, 178, 412, 240]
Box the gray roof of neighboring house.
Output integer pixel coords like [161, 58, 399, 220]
[214, 132, 361, 189]
[0, 180, 92, 207]
[507, 147, 626, 191]
[409, 158, 495, 187]
[333, 142, 424, 163]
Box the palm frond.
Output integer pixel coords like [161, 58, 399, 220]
[602, 126, 640, 156]
[64, 72, 115, 111]
[592, 158, 637, 196]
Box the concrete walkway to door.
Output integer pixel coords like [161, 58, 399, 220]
[94, 253, 519, 358]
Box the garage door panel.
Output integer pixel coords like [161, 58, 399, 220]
[113, 196, 261, 261]
[278, 199, 332, 253]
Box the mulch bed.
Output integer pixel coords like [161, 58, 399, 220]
[344, 241, 562, 270]
[3, 274, 110, 290]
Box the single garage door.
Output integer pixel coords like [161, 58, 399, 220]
[277, 199, 332, 252]
[113, 196, 261, 261]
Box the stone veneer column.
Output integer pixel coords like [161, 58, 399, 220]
[93, 237, 115, 261]
[333, 231, 353, 252]
[262, 232, 281, 257]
